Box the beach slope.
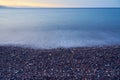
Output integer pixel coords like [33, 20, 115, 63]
[0, 45, 120, 79]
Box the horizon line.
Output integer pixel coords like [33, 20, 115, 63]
[0, 5, 120, 9]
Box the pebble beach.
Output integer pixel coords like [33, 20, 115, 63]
[0, 45, 120, 80]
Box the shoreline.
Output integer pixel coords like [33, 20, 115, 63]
[0, 44, 119, 50]
[0, 45, 120, 79]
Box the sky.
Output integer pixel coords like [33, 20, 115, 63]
[0, 0, 120, 8]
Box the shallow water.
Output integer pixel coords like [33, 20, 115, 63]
[0, 8, 120, 48]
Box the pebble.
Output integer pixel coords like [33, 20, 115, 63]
[0, 45, 120, 80]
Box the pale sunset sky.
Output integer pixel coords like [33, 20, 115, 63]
[0, 0, 120, 8]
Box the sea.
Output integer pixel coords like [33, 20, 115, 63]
[0, 8, 120, 48]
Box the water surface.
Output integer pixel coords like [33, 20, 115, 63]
[0, 8, 120, 48]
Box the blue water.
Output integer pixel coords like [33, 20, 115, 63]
[0, 8, 120, 48]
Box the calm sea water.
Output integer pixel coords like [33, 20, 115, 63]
[0, 8, 120, 48]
